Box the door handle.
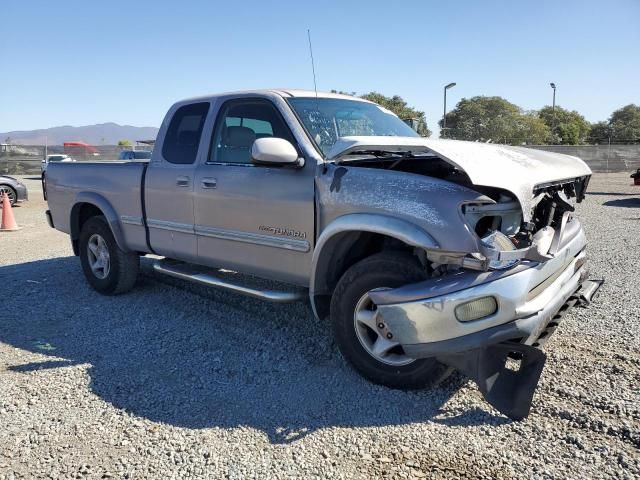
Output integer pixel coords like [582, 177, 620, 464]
[176, 176, 190, 187]
[201, 177, 217, 189]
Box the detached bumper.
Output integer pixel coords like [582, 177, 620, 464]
[369, 220, 602, 420]
[370, 220, 593, 357]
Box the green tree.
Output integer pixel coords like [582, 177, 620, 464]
[588, 121, 612, 144]
[609, 104, 640, 143]
[331, 90, 432, 137]
[439, 96, 549, 144]
[118, 139, 132, 147]
[360, 92, 431, 137]
[537, 106, 590, 145]
[511, 113, 551, 145]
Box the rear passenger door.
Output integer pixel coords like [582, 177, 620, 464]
[193, 97, 315, 285]
[145, 102, 209, 262]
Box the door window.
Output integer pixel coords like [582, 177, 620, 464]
[209, 99, 294, 164]
[162, 102, 210, 164]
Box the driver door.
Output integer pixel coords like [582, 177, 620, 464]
[193, 97, 315, 285]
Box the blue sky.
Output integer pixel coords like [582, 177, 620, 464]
[2, 0, 638, 135]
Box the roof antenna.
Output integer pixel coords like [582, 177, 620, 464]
[307, 29, 318, 101]
[307, 29, 327, 172]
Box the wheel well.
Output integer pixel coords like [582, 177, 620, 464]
[70, 203, 104, 254]
[312, 231, 420, 319]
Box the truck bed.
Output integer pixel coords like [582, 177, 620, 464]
[46, 161, 149, 252]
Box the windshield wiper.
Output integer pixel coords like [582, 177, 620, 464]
[346, 149, 411, 157]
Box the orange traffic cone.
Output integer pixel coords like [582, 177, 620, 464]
[0, 192, 21, 231]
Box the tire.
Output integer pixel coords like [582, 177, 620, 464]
[0, 185, 17, 206]
[42, 173, 47, 201]
[330, 251, 449, 389]
[79, 215, 139, 295]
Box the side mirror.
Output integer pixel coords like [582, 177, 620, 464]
[251, 137, 304, 167]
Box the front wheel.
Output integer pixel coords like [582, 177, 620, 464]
[330, 251, 449, 389]
[0, 185, 17, 206]
[79, 216, 139, 295]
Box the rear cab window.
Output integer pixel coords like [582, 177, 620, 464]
[162, 102, 210, 164]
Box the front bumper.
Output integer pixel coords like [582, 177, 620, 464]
[370, 219, 593, 357]
[370, 219, 602, 420]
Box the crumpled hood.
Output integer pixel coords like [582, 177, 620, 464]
[329, 137, 592, 221]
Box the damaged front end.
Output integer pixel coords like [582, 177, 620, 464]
[469, 176, 591, 266]
[429, 175, 591, 273]
[324, 138, 602, 419]
[370, 178, 602, 420]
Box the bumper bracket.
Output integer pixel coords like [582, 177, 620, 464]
[574, 279, 604, 306]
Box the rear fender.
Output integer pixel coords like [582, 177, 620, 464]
[70, 192, 130, 254]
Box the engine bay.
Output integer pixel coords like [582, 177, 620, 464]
[344, 155, 588, 246]
[342, 155, 590, 271]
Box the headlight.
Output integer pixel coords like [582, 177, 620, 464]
[481, 230, 520, 270]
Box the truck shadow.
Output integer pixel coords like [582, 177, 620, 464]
[0, 256, 506, 444]
[602, 198, 640, 208]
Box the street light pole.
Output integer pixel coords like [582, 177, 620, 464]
[443, 82, 456, 138]
[550, 82, 556, 142]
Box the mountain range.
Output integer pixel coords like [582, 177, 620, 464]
[1, 123, 159, 145]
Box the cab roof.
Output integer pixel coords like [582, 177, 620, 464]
[177, 89, 373, 104]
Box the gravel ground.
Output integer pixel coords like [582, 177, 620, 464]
[0, 173, 638, 479]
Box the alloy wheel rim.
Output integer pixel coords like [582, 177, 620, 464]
[0, 187, 15, 204]
[353, 290, 414, 366]
[87, 233, 111, 279]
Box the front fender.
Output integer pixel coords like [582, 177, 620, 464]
[70, 192, 130, 253]
[309, 213, 439, 319]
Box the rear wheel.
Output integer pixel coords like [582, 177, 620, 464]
[330, 251, 449, 389]
[0, 185, 17, 206]
[79, 216, 139, 295]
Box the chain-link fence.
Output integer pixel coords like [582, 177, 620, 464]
[0, 144, 153, 175]
[1, 142, 637, 175]
[523, 144, 640, 173]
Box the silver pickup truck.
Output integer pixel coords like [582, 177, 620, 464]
[46, 89, 601, 419]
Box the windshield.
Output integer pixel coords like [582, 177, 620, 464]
[287, 97, 419, 157]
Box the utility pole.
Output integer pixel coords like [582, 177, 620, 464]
[550, 82, 557, 142]
[443, 82, 457, 138]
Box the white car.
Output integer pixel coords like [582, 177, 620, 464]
[42, 154, 75, 174]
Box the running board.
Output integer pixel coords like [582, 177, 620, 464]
[153, 259, 307, 303]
